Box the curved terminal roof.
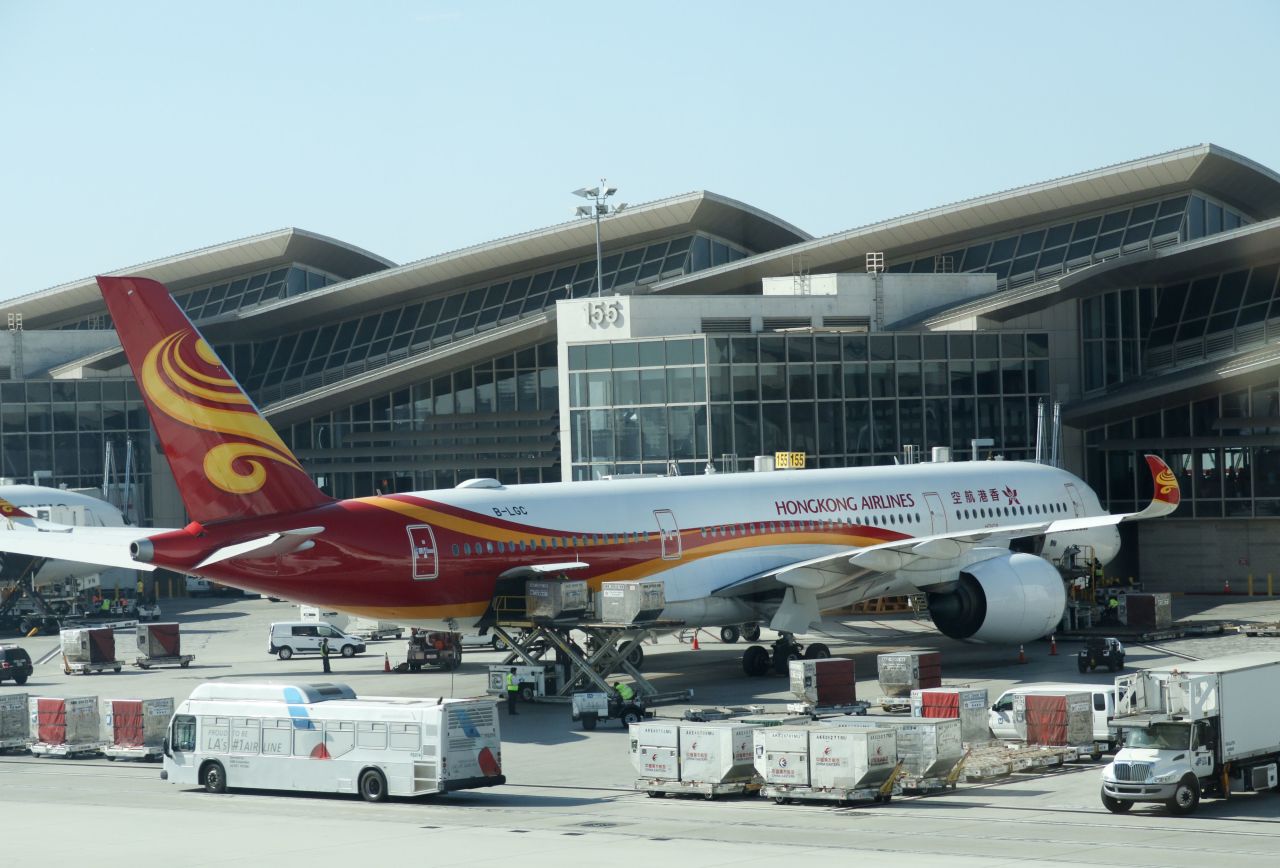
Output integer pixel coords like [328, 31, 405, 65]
[0, 228, 395, 329]
[200, 191, 810, 338]
[654, 144, 1280, 296]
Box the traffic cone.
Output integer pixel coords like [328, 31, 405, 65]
[691, 632, 700, 651]
[384, 653, 391, 672]
[1018, 645, 1027, 664]
[1049, 635, 1057, 656]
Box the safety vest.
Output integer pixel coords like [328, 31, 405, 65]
[616, 683, 634, 701]
[505, 673, 518, 692]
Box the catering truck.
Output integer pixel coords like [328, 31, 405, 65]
[1100, 652, 1280, 815]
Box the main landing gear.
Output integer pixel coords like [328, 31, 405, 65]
[741, 632, 831, 676]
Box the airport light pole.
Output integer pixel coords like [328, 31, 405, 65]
[573, 180, 625, 297]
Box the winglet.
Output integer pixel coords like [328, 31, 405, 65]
[1133, 454, 1180, 519]
[0, 498, 36, 520]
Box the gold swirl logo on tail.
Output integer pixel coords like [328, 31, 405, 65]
[1155, 467, 1179, 499]
[142, 331, 303, 494]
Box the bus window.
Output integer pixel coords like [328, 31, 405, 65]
[202, 717, 230, 753]
[294, 726, 323, 758]
[262, 722, 290, 755]
[389, 723, 418, 751]
[325, 721, 355, 758]
[173, 715, 196, 752]
[231, 718, 261, 754]
[357, 722, 387, 750]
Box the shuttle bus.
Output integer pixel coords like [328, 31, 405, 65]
[161, 682, 504, 802]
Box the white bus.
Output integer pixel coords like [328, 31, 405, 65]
[161, 682, 504, 802]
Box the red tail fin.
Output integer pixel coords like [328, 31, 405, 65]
[97, 276, 333, 524]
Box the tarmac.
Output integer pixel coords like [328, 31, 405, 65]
[3, 593, 1280, 866]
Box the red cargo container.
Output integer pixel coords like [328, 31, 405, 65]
[137, 623, 181, 658]
[1022, 692, 1092, 747]
[789, 657, 856, 706]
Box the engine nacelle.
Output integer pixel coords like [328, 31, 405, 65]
[927, 553, 1065, 644]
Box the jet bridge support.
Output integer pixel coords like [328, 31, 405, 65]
[490, 621, 690, 705]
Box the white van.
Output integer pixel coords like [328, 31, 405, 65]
[989, 682, 1119, 753]
[268, 622, 367, 660]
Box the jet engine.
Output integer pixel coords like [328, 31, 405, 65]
[926, 552, 1066, 644]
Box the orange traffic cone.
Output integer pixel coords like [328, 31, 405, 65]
[691, 632, 700, 651]
[384, 653, 391, 672]
[1049, 635, 1058, 656]
[1018, 645, 1027, 664]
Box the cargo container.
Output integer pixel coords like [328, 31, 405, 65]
[789, 657, 856, 708]
[1120, 593, 1172, 630]
[134, 623, 195, 669]
[1102, 652, 1280, 815]
[598, 580, 665, 623]
[989, 683, 1118, 755]
[911, 687, 989, 743]
[0, 693, 29, 752]
[807, 727, 897, 790]
[824, 715, 964, 781]
[60, 628, 121, 674]
[1017, 692, 1093, 750]
[29, 696, 103, 757]
[754, 726, 811, 787]
[103, 697, 174, 760]
[526, 579, 590, 620]
[877, 650, 942, 697]
[629, 720, 681, 781]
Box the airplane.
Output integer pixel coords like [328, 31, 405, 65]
[0, 484, 132, 593]
[0, 275, 1180, 675]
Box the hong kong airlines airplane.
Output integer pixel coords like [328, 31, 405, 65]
[0, 276, 1179, 665]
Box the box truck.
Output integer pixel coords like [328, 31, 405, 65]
[1101, 652, 1280, 814]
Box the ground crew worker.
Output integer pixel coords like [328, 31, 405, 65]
[613, 680, 635, 702]
[135, 577, 144, 597]
[100, 597, 111, 614]
[505, 667, 520, 716]
[320, 637, 331, 674]
[1106, 595, 1120, 623]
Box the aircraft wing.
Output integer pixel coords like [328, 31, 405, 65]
[714, 455, 1179, 629]
[0, 521, 169, 572]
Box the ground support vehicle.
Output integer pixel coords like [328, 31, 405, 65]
[572, 690, 652, 729]
[960, 743, 1084, 781]
[989, 682, 1119, 756]
[29, 696, 104, 758]
[635, 777, 760, 799]
[761, 775, 900, 806]
[267, 621, 365, 660]
[405, 632, 461, 671]
[60, 626, 121, 674]
[63, 657, 122, 675]
[1078, 636, 1125, 672]
[1101, 652, 1280, 815]
[135, 655, 193, 669]
[134, 622, 193, 669]
[755, 725, 900, 806]
[0, 693, 30, 753]
[161, 682, 504, 801]
[0, 645, 33, 685]
[633, 719, 763, 799]
[786, 701, 870, 718]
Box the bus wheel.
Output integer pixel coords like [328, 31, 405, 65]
[359, 768, 388, 803]
[202, 761, 227, 794]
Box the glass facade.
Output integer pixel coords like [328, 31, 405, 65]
[568, 331, 1051, 480]
[0, 379, 154, 521]
[283, 340, 560, 498]
[887, 193, 1250, 290]
[59, 265, 340, 330]
[224, 232, 748, 406]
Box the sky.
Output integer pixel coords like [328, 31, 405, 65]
[2, 0, 1278, 301]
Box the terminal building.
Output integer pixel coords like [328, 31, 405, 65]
[3, 143, 1280, 591]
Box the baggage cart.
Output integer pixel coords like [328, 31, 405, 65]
[61, 627, 122, 674]
[636, 777, 761, 799]
[135, 622, 194, 669]
[0, 693, 30, 754]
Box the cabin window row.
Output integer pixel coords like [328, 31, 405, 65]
[954, 502, 1068, 521]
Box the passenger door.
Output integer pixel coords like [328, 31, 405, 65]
[407, 524, 439, 580]
[168, 713, 196, 773]
[922, 492, 947, 535]
[653, 509, 681, 560]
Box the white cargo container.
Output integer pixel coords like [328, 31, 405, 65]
[629, 720, 681, 781]
[526, 579, 590, 620]
[1102, 652, 1280, 814]
[29, 695, 104, 756]
[345, 617, 404, 641]
[910, 687, 989, 743]
[598, 580, 665, 623]
[754, 726, 811, 787]
[1014, 691, 1093, 748]
[807, 727, 897, 790]
[679, 721, 758, 785]
[0, 693, 29, 752]
[825, 716, 964, 780]
[103, 697, 174, 760]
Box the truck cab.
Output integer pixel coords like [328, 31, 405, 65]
[1103, 718, 1214, 814]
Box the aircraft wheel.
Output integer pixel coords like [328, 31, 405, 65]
[804, 643, 831, 659]
[742, 645, 770, 677]
[720, 626, 741, 644]
[742, 623, 762, 642]
[626, 644, 644, 669]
